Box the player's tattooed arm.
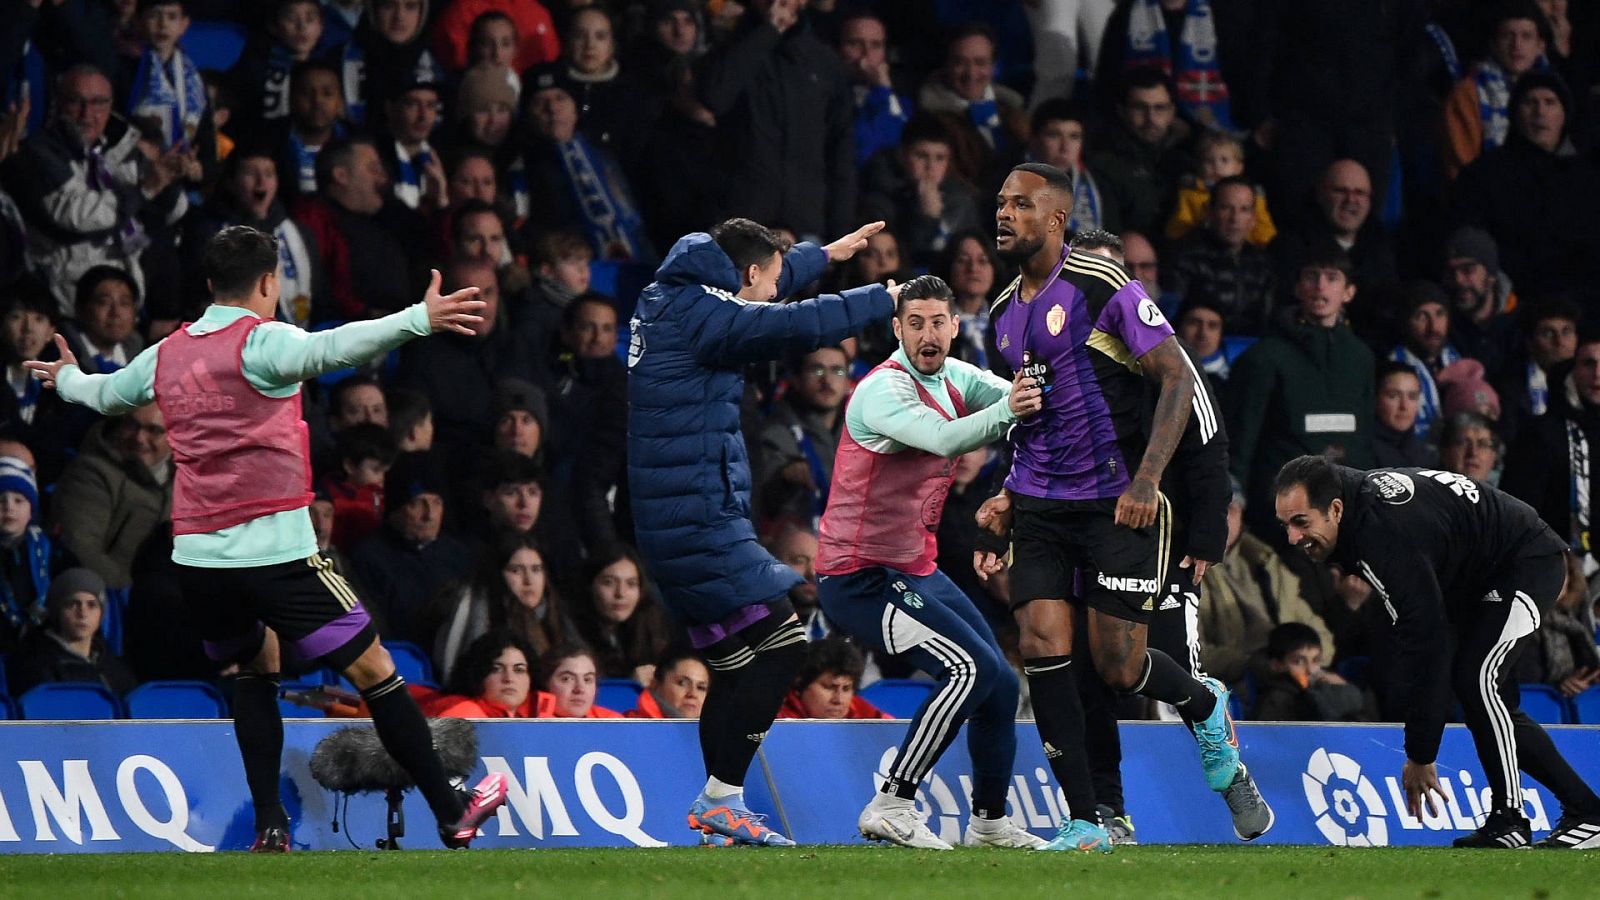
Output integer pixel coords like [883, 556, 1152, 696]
[1117, 336, 1194, 529]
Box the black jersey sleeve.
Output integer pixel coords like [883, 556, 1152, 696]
[1353, 535, 1453, 765]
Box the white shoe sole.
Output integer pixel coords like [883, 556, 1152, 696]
[859, 813, 952, 850]
[962, 828, 1048, 849]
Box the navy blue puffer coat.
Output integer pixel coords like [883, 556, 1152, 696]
[626, 234, 892, 625]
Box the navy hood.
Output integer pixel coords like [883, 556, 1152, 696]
[653, 233, 742, 292]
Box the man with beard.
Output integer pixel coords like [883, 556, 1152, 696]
[972, 163, 1268, 852]
[1440, 227, 1518, 378]
[1388, 282, 1461, 440]
[815, 274, 1045, 851]
[1275, 455, 1600, 848]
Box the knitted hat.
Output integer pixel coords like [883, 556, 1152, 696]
[1442, 226, 1499, 275]
[525, 63, 575, 100]
[0, 456, 39, 520]
[1437, 359, 1502, 421]
[46, 567, 106, 614]
[384, 452, 449, 511]
[1399, 279, 1449, 317]
[492, 378, 549, 435]
[455, 64, 518, 120]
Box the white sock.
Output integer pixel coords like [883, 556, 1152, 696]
[870, 790, 914, 810]
[968, 814, 1009, 832]
[703, 777, 743, 799]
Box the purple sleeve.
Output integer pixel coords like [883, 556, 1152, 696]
[1098, 281, 1174, 359]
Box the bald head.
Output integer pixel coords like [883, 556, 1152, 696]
[1318, 159, 1372, 239]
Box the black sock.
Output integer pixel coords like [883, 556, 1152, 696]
[697, 665, 743, 781]
[1024, 656, 1096, 824]
[233, 673, 286, 830]
[361, 674, 465, 826]
[700, 628, 807, 787]
[884, 777, 918, 801]
[1077, 661, 1125, 816]
[1131, 650, 1216, 724]
[971, 776, 1009, 820]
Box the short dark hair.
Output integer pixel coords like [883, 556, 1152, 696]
[202, 226, 280, 299]
[561, 292, 617, 331]
[946, 21, 996, 55]
[711, 218, 786, 272]
[385, 388, 432, 441]
[330, 374, 382, 416]
[1296, 243, 1356, 282]
[289, 58, 341, 94]
[1010, 161, 1074, 196]
[1375, 359, 1421, 387]
[1521, 295, 1581, 335]
[446, 629, 539, 698]
[1272, 455, 1344, 512]
[650, 647, 707, 685]
[3, 276, 57, 324]
[1266, 622, 1323, 662]
[1118, 66, 1173, 105]
[538, 642, 600, 690]
[315, 134, 376, 195]
[452, 198, 503, 233]
[1210, 175, 1256, 206]
[793, 636, 867, 692]
[531, 229, 592, 267]
[1069, 229, 1124, 255]
[900, 113, 954, 150]
[74, 265, 140, 314]
[1030, 97, 1087, 134]
[336, 422, 397, 468]
[482, 449, 543, 492]
[136, 0, 186, 15]
[895, 274, 955, 315]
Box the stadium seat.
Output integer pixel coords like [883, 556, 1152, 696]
[1518, 684, 1572, 725]
[597, 678, 642, 713]
[385, 642, 438, 688]
[860, 679, 936, 718]
[1570, 687, 1600, 725]
[0, 694, 14, 720]
[125, 681, 228, 719]
[0, 660, 7, 696]
[179, 20, 248, 72]
[18, 683, 122, 720]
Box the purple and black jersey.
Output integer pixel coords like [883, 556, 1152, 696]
[992, 247, 1174, 501]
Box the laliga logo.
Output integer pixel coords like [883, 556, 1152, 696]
[1302, 748, 1388, 847]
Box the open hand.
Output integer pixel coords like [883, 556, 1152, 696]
[1402, 759, 1443, 819]
[1179, 555, 1210, 584]
[23, 334, 76, 390]
[824, 221, 886, 263]
[422, 269, 486, 336]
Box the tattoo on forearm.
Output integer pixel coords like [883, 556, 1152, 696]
[1137, 339, 1195, 484]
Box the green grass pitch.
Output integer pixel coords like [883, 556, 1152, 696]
[0, 845, 1591, 899]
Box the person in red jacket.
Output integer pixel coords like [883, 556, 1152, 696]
[433, 0, 560, 73]
[428, 630, 545, 717]
[777, 636, 891, 720]
[628, 648, 710, 718]
[539, 643, 623, 718]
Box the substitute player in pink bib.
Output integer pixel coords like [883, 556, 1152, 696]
[816, 275, 1045, 851]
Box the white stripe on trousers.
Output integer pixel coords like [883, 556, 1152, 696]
[1477, 590, 1542, 808]
[889, 630, 977, 785]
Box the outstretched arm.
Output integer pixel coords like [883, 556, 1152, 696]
[857, 367, 1038, 458]
[245, 269, 483, 389]
[30, 335, 157, 416]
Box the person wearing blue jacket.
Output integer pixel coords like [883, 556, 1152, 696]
[628, 217, 895, 847]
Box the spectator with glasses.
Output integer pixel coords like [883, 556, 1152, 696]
[756, 346, 851, 528]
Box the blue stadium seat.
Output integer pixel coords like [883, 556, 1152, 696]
[385, 642, 437, 688]
[597, 678, 642, 713]
[0, 660, 7, 696]
[1570, 687, 1600, 725]
[19, 683, 122, 720]
[179, 20, 248, 72]
[860, 679, 935, 718]
[0, 694, 14, 720]
[1519, 684, 1572, 725]
[125, 681, 228, 719]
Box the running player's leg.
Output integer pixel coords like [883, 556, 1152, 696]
[1009, 500, 1107, 850]
[262, 554, 504, 846]
[1075, 602, 1128, 839]
[689, 596, 807, 845]
[178, 565, 288, 850]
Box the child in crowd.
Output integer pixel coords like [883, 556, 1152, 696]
[467, 12, 522, 98]
[1251, 623, 1367, 722]
[322, 423, 397, 552]
[1165, 130, 1276, 247]
[126, 0, 208, 152]
[227, 0, 325, 126]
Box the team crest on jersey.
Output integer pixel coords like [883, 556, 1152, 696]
[1046, 304, 1066, 336]
[1368, 471, 1415, 505]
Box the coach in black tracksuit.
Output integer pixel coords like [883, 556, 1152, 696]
[1275, 455, 1600, 849]
[1079, 352, 1232, 834]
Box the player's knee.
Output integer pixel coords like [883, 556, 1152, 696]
[1094, 654, 1142, 692]
[344, 640, 396, 691]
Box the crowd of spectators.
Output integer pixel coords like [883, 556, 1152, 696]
[0, 0, 1599, 723]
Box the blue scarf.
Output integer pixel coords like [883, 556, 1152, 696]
[288, 123, 345, 195]
[967, 89, 1003, 150]
[128, 47, 206, 148]
[1125, 0, 1234, 131]
[1390, 343, 1461, 438]
[1426, 22, 1462, 82]
[1067, 167, 1103, 233]
[1475, 57, 1548, 151]
[0, 526, 51, 636]
[275, 219, 316, 327]
[392, 142, 432, 209]
[1529, 361, 1550, 416]
[261, 44, 296, 121]
[557, 136, 652, 262]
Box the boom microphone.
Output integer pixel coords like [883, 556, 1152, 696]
[309, 718, 480, 793]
